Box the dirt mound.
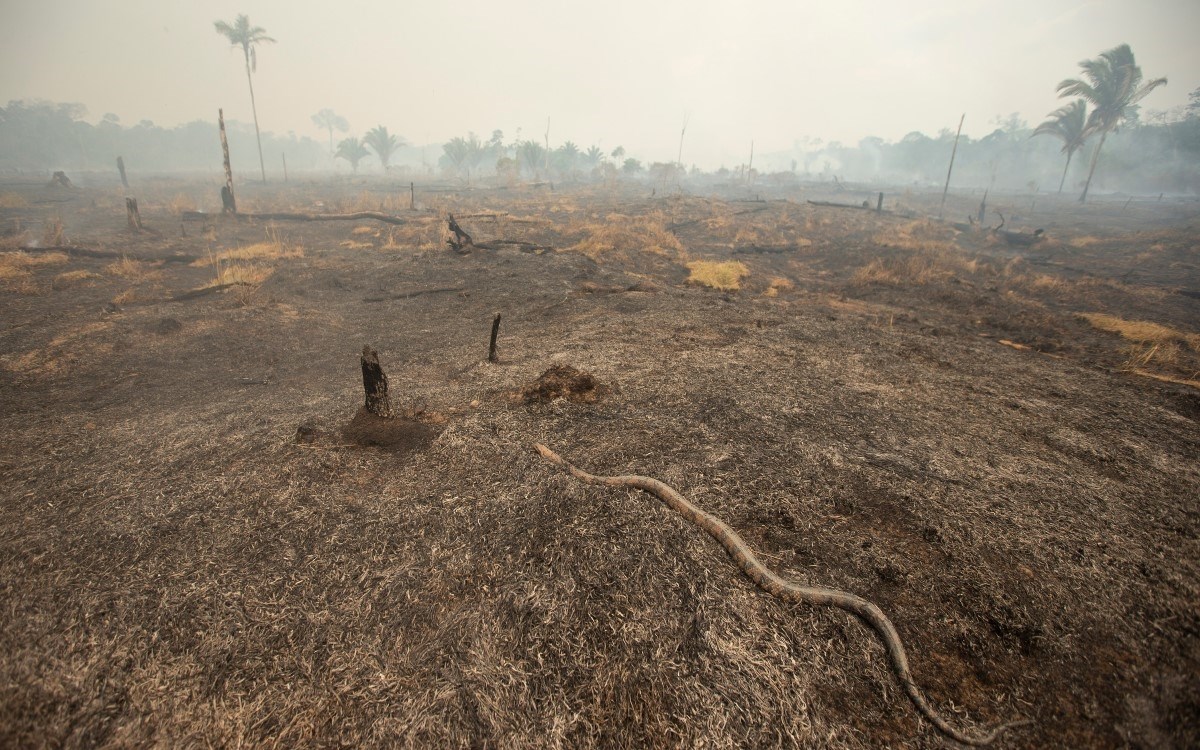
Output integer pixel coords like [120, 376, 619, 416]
[339, 407, 441, 451]
[521, 364, 608, 404]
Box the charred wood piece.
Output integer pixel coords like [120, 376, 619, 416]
[447, 213, 474, 253]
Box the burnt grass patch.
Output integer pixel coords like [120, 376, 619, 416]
[0, 177, 1197, 748]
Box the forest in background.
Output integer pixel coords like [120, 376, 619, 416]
[2, 97, 1198, 195]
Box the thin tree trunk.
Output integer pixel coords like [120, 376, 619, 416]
[244, 51, 267, 183]
[1058, 151, 1073, 194]
[1079, 131, 1107, 204]
[938, 113, 965, 220]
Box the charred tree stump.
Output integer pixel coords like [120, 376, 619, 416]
[410, 182, 415, 210]
[360, 345, 394, 418]
[218, 108, 237, 214]
[117, 156, 129, 189]
[447, 213, 474, 253]
[488, 313, 501, 363]
[49, 171, 73, 188]
[876, 192, 883, 213]
[125, 198, 143, 231]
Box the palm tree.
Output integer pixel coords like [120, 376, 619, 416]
[1032, 100, 1089, 194]
[335, 137, 370, 173]
[311, 109, 349, 156]
[214, 14, 275, 183]
[363, 125, 403, 172]
[1056, 43, 1166, 202]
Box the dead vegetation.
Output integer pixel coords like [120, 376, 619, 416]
[0, 178, 1196, 750]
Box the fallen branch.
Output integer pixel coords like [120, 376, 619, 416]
[166, 282, 252, 302]
[182, 210, 408, 226]
[18, 245, 199, 264]
[732, 244, 804, 255]
[362, 287, 466, 303]
[807, 199, 872, 210]
[533, 443, 1031, 746]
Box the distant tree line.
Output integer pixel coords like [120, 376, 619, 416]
[0, 99, 326, 177]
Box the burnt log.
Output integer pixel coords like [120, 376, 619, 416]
[447, 213, 474, 253]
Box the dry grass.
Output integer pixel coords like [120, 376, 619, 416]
[52, 269, 101, 290]
[168, 193, 197, 215]
[1079, 312, 1200, 374]
[193, 227, 303, 267]
[209, 263, 273, 287]
[566, 212, 686, 262]
[0, 251, 69, 278]
[1, 251, 69, 293]
[0, 191, 29, 208]
[851, 249, 984, 287]
[340, 240, 374, 250]
[351, 226, 376, 236]
[763, 276, 794, 298]
[105, 256, 163, 282]
[873, 220, 958, 253]
[686, 260, 749, 291]
[1078, 312, 1199, 349]
[41, 217, 65, 246]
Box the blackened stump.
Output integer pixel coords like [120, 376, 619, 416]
[360, 345, 394, 418]
[488, 313, 501, 363]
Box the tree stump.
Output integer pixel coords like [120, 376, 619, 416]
[49, 171, 73, 188]
[488, 313, 501, 363]
[117, 156, 129, 189]
[125, 197, 143, 231]
[361, 345, 394, 418]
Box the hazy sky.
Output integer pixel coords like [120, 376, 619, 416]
[1, 0, 1196, 168]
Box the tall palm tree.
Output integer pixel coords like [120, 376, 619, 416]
[1032, 100, 1089, 194]
[214, 15, 274, 183]
[311, 109, 349, 156]
[1056, 44, 1166, 202]
[335, 137, 369, 173]
[363, 126, 403, 172]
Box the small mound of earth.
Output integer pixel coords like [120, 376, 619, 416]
[521, 364, 608, 404]
[340, 408, 441, 451]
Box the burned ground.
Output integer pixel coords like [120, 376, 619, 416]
[0, 176, 1197, 748]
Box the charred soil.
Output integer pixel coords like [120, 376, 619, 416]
[0, 176, 1197, 748]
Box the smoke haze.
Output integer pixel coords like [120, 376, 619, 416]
[1, 0, 1196, 169]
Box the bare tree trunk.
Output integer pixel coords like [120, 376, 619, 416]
[938, 113, 965, 220]
[1057, 151, 1073, 194]
[1079, 131, 1107, 204]
[244, 52, 267, 183]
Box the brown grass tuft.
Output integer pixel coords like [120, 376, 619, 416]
[1078, 313, 1199, 350]
[52, 270, 101, 290]
[763, 277, 794, 297]
[105, 256, 163, 282]
[567, 212, 686, 262]
[873, 220, 958, 253]
[686, 260, 749, 291]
